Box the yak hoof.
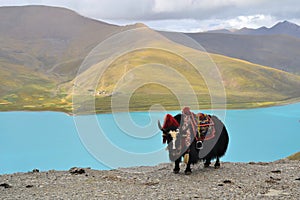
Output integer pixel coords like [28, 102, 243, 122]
[184, 170, 192, 175]
[204, 163, 210, 168]
[184, 168, 192, 175]
[214, 164, 220, 169]
[173, 169, 180, 174]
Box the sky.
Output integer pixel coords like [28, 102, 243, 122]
[1, 0, 300, 32]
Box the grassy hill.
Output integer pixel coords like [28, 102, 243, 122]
[183, 32, 300, 75]
[0, 62, 72, 112]
[0, 5, 130, 113]
[68, 28, 300, 114]
[287, 152, 300, 160]
[82, 49, 300, 113]
[1, 6, 300, 114]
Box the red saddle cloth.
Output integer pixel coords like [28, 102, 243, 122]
[181, 107, 198, 147]
[181, 107, 215, 142]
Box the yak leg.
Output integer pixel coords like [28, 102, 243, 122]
[204, 158, 211, 168]
[173, 159, 180, 174]
[214, 156, 220, 169]
[184, 162, 192, 175]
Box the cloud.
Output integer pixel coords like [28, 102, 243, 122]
[2, 0, 299, 20]
[1, 0, 300, 31]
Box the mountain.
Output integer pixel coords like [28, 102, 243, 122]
[1, 6, 300, 114]
[206, 21, 300, 39]
[0, 5, 141, 112]
[0, 5, 122, 79]
[191, 21, 300, 75]
[88, 46, 300, 113]
[235, 21, 300, 38]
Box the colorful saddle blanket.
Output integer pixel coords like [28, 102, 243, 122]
[181, 107, 215, 142]
[197, 113, 215, 141]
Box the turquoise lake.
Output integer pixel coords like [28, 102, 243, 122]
[0, 103, 300, 174]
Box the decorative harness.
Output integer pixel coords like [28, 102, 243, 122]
[181, 107, 215, 147]
[197, 113, 215, 141]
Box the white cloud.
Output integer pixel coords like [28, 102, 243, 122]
[0, 0, 300, 32]
[105, 15, 279, 33]
[225, 15, 277, 29]
[152, 0, 264, 13]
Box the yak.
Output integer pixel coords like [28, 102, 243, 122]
[158, 107, 229, 175]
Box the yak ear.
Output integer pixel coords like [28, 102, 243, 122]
[158, 120, 164, 131]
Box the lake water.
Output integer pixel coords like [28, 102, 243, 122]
[0, 103, 299, 174]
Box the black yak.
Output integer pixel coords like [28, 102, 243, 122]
[158, 107, 229, 175]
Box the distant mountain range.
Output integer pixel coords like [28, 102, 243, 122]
[0, 5, 300, 113]
[182, 21, 300, 75]
[207, 20, 300, 39]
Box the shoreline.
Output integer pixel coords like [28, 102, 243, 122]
[1, 98, 300, 115]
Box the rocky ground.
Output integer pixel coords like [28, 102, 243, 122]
[0, 159, 299, 199]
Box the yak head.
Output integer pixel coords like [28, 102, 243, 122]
[158, 114, 183, 161]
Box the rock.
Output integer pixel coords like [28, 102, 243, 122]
[69, 167, 85, 175]
[223, 180, 232, 184]
[270, 176, 281, 181]
[271, 170, 281, 173]
[144, 180, 159, 186]
[0, 183, 12, 188]
[25, 185, 34, 188]
[32, 169, 39, 173]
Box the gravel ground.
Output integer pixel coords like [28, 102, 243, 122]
[1, 159, 299, 199]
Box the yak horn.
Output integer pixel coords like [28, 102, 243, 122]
[158, 120, 164, 131]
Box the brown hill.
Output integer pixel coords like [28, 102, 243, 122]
[0, 5, 123, 80]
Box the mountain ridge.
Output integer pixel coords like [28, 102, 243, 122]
[184, 28, 300, 75]
[206, 20, 300, 39]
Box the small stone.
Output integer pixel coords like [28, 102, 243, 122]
[0, 183, 12, 188]
[26, 185, 34, 188]
[223, 180, 232, 184]
[271, 170, 281, 174]
[265, 179, 277, 184]
[258, 162, 269, 165]
[69, 167, 85, 175]
[144, 180, 159, 186]
[32, 169, 39, 173]
[270, 176, 281, 181]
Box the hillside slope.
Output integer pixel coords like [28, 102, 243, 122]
[0, 5, 121, 79]
[70, 28, 300, 113]
[0, 6, 138, 112]
[1, 6, 300, 114]
[184, 32, 300, 75]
